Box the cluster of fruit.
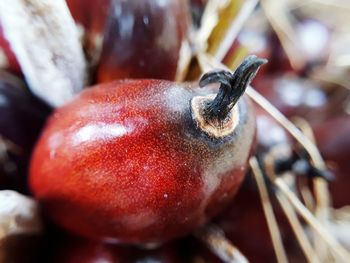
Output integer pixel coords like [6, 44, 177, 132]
[0, 0, 349, 262]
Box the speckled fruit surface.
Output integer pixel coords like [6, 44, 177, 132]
[30, 79, 255, 245]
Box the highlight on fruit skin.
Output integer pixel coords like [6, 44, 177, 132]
[29, 56, 266, 245]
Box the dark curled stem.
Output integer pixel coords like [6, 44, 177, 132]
[199, 55, 267, 123]
[274, 153, 335, 181]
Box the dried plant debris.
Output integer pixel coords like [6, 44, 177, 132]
[194, 0, 230, 52]
[209, 0, 259, 62]
[0, 0, 87, 107]
[0, 190, 42, 238]
[260, 0, 306, 70]
[329, 207, 350, 250]
[0, 190, 43, 263]
[196, 225, 249, 263]
[197, 53, 350, 262]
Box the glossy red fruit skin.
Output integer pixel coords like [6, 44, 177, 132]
[97, 0, 190, 82]
[313, 114, 350, 208]
[30, 79, 255, 245]
[66, 0, 111, 62]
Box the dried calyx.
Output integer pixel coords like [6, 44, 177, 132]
[192, 55, 267, 138]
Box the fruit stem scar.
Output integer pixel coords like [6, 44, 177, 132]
[199, 55, 267, 124]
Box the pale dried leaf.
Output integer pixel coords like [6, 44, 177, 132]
[0, 190, 42, 239]
[0, 0, 87, 107]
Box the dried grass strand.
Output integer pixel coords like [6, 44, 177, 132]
[196, 52, 346, 261]
[213, 0, 259, 61]
[259, 0, 305, 70]
[196, 225, 249, 263]
[276, 191, 321, 263]
[292, 117, 332, 259]
[250, 157, 289, 263]
[300, 185, 315, 212]
[195, 0, 229, 52]
[175, 40, 192, 82]
[274, 178, 350, 262]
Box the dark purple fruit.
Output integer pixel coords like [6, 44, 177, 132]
[0, 71, 51, 192]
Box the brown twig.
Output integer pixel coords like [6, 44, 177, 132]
[250, 157, 289, 263]
[196, 52, 349, 262]
[276, 191, 321, 263]
[213, 0, 259, 61]
[196, 225, 249, 263]
[274, 178, 350, 262]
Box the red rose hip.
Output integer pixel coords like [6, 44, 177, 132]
[30, 56, 266, 245]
